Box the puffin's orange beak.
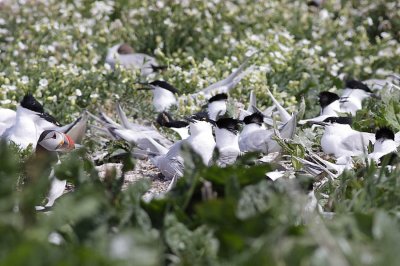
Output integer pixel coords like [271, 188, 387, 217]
[57, 133, 75, 151]
[64, 134, 75, 150]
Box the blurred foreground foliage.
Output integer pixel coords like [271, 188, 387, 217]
[1, 0, 400, 265]
[1, 142, 400, 265]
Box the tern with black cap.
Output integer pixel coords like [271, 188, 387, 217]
[340, 80, 379, 115]
[312, 116, 375, 158]
[215, 117, 241, 167]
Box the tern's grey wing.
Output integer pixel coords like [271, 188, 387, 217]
[152, 155, 184, 180]
[239, 130, 274, 153]
[62, 111, 88, 144]
[191, 52, 257, 98]
[266, 114, 297, 153]
[116, 103, 162, 132]
[341, 132, 374, 154]
[266, 88, 291, 123]
[151, 141, 185, 179]
[247, 90, 257, 113]
[112, 128, 168, 155]
[217, 147, 240, 167]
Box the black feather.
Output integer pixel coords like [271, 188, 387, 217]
[149, 80, 179, 94]
[38, 112, 62, 126]
[375, 127, 395, 141]
[167, 120, 189, 128]
[208, 93, 228, 103]
[243, 112, 264, 125]
[20, 94, 44, 113]
[151, 64, 168, 72]
[319, 91, 340, 108]
[322, 116, 352, 125]
[38, 130, 54, 143]
[345, 80, 372, 93]
[216, 117, 240, 134]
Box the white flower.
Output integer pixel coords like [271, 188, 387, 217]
[354, 56, 363, 65]
[1, 84, 17, 91]
[39, 79, 48, 87]
[20, 76, 29, 84]
[367, 17, 373, 26]
[91, 1, 114, 19]
[0, 99, 11, 105]
[90, 93, 99, 99]
[328, 51, 336, 57]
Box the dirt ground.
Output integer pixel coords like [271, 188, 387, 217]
[95, 159, 171, 198]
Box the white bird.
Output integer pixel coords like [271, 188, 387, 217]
[105, 43, 166, 77]
[2, 94, 87, 149]
[238, 90, 277, 126]
[214, 117, 241, 167]
[368, 127, 399, 163]
[340, 80, 378, 116]
[89, 108, 173, 156]
[206, 93, 228, 121]
[313, 116, 375, 158]
[150, 114, 216, 179]
[138, 80, 179, 112]
[2, 94, 60, 149]
[239, 112, 297, 154]
[299, 91, 341, 124]
[34, 130, 75, 211]
[137, 52, 256, 112]
[0, 107, 16, 136]
[156, 112, 189, 140]
[363, 74, 400, 91]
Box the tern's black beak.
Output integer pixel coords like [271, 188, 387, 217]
[184, 116, 196, 123]
[137, 87, 154, 91]
[308, 121, 328, 126]
[370, 93, 381, 99]
[135, 81, 154, 91]
[207, 119, 217, 126]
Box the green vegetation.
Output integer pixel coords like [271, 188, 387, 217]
[1, 0, 400, 265]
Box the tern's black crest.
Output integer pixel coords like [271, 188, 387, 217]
[216, 117, 240, 134]
[319, 91, 340, 108]
[345, 80, 372, 93]
[150, 80, 179, 94]
[375, 127, 395, 141]
[117, 43, 134, 54]
[323, 116, 352, 125]
[243, 112, 264, 125]
[208, 93, 228, 103]
[21, 94, 44, 113]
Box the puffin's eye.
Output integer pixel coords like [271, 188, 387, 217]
[52, 134, 57, 139]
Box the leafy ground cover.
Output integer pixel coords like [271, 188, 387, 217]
[1, 0, 400, 265]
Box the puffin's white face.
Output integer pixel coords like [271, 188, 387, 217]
[38, 130, 75, 152]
